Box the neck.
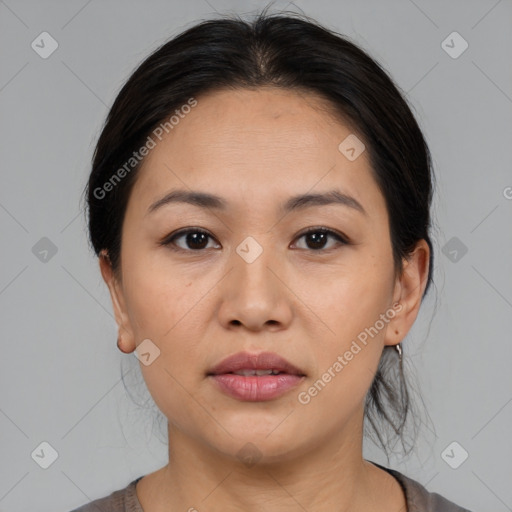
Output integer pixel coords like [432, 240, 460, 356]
[137, 413, 402, 512]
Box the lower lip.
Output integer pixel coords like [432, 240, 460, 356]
[209, 373, 304, 401]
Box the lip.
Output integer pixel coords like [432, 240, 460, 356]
[208, 351, 305, 376]
[207, 351, 306, 402]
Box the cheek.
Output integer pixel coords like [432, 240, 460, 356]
[310, 252, 394, 386]
[122, 266, 206, 428]
[317, 251, 393, 333]
[121, 251, 198, 338]
[120, 250, 209, 389]
[298, 283, 392, 429]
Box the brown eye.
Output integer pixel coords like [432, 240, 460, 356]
[161, 229, 220, 251]
[161, 226, 348, 253]
[293, 228, 348, 251]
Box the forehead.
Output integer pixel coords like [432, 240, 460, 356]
[128, 87, 385, 219]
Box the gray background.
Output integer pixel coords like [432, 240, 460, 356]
[1, 0, 511, 511]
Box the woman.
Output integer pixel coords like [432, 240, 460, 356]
[72, 9, 473, 512]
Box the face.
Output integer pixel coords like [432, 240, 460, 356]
[101, 87, 428, 463]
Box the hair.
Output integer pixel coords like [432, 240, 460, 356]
[83, 8, 435, 456]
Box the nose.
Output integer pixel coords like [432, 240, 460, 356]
[216, 241, 293, 332]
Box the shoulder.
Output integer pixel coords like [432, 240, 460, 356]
[68, 476, 144, 512]
[370, 461, 473, 512]
[381, 465, 474, 512]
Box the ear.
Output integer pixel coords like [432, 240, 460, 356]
[99, 250, 136, 352]
[383, 239, 430, 347]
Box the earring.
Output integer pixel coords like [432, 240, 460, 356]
[395, 342, 403, 365]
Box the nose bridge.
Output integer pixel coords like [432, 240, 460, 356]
[217, 233, 292, 330]
[232, 234, 277, 296]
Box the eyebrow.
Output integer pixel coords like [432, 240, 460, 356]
[146, 188, 366, 216]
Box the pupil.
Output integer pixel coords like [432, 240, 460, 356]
[188, 232, 208, 249]
[307, 232, 326, 249]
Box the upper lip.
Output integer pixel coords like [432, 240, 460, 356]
[207, 351, 306, 376]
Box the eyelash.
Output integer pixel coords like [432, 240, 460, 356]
[159, 226, 349, 253]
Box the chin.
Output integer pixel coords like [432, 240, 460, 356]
[200, 420, 310, 465]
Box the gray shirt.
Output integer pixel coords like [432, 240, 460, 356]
[70, 463, 473, 512]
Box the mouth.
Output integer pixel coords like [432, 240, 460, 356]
[207, 351, 306, 401]
[207, 351, 306, 377]
[223, 369, 285, 376]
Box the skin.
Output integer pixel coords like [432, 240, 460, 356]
[100, 86, 429, 512]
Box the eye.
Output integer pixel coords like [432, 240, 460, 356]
[160, 226, 348, 253]
[160, 228, 220, 251]
[292, 227, 348, 251]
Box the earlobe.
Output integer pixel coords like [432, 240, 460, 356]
[384, 240, 430, 347]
